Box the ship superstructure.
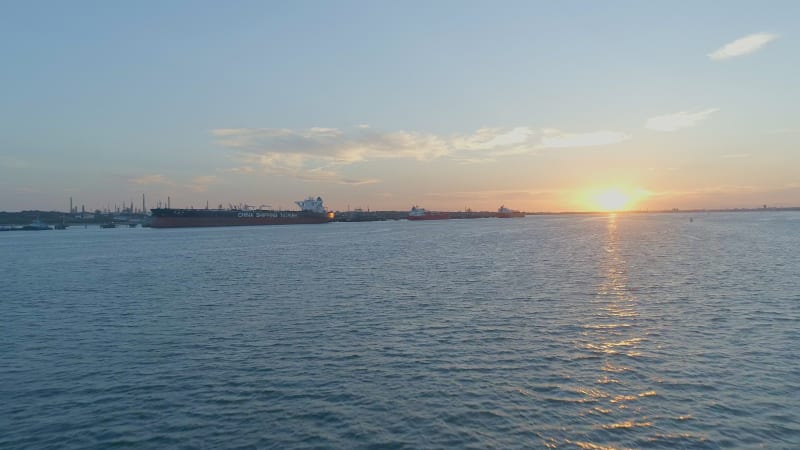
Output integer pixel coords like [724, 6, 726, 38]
[496, 205, 525, 218]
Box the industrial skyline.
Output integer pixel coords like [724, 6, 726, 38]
[2, 1, 798, 212]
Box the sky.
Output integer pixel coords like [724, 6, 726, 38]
[1, 0, 798, 212]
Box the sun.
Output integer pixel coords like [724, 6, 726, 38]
[594, 188, 630, 211]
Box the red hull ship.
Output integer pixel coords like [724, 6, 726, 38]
[149, 197, 334, 228]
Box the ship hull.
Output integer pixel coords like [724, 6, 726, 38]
[407, 213, 451, 220]
[408, 212, 496, 220]
[149, 209, 333, 228]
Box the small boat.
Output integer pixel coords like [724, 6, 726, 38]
[100, 223, 116, 229]
[128, 223, 138, 228]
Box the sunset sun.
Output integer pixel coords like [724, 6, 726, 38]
[594, 188, 632, 211]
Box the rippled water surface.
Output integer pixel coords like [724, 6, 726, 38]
[2, 212, 799, 448]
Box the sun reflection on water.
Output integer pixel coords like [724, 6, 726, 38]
[568, 214, 658, 447]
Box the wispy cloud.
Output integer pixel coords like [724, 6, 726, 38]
[538, 129, 631, 149]
[192, 175, 218, 184]
[222, 166, 255, 173]
[709, 33, 777, 60]
[454, 157, 498, 165]
[213, 125, 629, 182]
[213, 127, 450, 163]
[338, 178, 380, 185]
[645, 109, 719, 132]
[130, 174, 174, 185]
[187, 175, 218, 193]
[453, 127, 534, 152]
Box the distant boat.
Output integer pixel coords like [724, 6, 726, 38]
[128, 223, 138, 228]
[100, 223, 116, 229]
[407, 206, 451, 221]
[54, 223, 68, 230]
[21, 219, 52, 231]
[496, 206, 525, 218]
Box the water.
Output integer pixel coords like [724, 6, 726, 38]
[2, 213, 799, 449]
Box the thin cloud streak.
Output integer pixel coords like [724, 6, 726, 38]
[222, 166, 255, 173]
[213, 127, 450, 162]
[646, 109, 718, 132]
[130, 174, 174, 186]
[213, 125, 630, 182]
[709, 33, 777, 60]
[538, 129, 631, 149]
[187, 175, 218, 193]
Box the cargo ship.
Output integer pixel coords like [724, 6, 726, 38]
[496, 205, 525, 218]
[407, 206, 451, 221]
[149, 196, 334, 228]
[407, 206, 500, 220]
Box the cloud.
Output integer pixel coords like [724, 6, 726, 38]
[339, 178, 380, 185]
[453, 127, 534, 151]
[213, 125, 629, 182]
[214, 127, 450, 183]
[709, 33, 777, 60]
[645, 109, 718, 132]
[213, 127, 450, 162]
[538, 129, 631, 148]
[130, 174, 174, 185]
[192, 175, 218, 184]
[287, 166, 379, 185]
[187, 175, 218, 192]
[222, 166, 255, 173]
[454, 157, 498, 165]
